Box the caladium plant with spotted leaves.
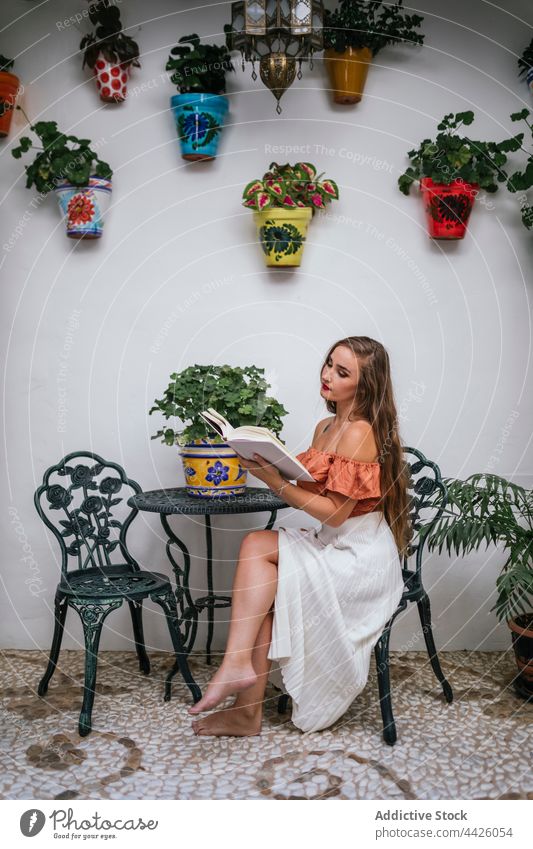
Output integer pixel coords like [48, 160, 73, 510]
[242, 162, 340, 214]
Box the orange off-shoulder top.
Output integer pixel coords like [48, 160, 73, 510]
[294, 446, 382, 517]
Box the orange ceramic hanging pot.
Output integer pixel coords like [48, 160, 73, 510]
[324, 46, 373, 104]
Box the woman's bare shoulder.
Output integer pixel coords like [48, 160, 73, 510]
[311, 416, 335, 446]
[336, 420, 379, 463]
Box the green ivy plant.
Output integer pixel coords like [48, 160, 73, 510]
[80, 0, 140, 70]
[242, 161, 340, 213]
[323, 0, 424, 55]
[0, 54, 14, 73]
[518, 37, 533, 80]
[425, 474, 533, 627]
[149, 365, 289, 446]
[166, 33, 234, 94]
[504, 108, 533, 229]
[11, 114, 113, 194]
[398, 111, 523, 195]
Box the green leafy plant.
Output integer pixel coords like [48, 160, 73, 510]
[323, 0, 424, 55]
[80, 0, 140, 69]
[149, 365, 289, 446]
[0, 54, 14, 73]
[518, 37, 533, 79]
[505, 108, 533, 229]
[398, 111, 523, 195]
[11, 115, 112, 194]
[166, 33, 234, 94]
[425, 474, 533, 627]
[242, 161, 340, 213]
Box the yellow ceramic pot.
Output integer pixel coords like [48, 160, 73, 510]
[180, 440, 247, 497]
[324, 47, 373, 104]
[253, 207, 313, 267]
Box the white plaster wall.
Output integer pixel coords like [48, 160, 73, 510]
[1, 0, 531, 657]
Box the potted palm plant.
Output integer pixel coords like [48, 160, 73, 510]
[80, 0, 140, 103]
[11, 113, 113, 239]
[518, 37, 533, 96]
[0, 55, 20, 138]
[323, 0, 425, 104]
[398, 111, 523, 239]
[166, 33, 234, 161]
[149, 364, 288, 498]
[425, 474, 533, 699]
[242, 161, 339, 266]
[504, 108, 533, 230]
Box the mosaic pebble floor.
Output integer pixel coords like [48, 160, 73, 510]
[0, 649, 531, 800]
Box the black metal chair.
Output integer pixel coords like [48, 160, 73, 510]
[35, 451, 201, 736]
[277, 446, 453, 745]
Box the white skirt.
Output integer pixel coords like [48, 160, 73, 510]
[267, 511, 405, 733]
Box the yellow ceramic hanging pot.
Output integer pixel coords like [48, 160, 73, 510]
[253, 207, 313, 267]
[324, 46, 373, 104]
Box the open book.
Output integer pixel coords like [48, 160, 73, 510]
[199, 408, 316, 482]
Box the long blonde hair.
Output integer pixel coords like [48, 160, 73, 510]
[322, 336, 411, 557]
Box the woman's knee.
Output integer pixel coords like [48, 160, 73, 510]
[239, 529, 279, 564]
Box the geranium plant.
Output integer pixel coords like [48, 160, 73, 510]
[505, 108, 533, 229]
[242, 161, 339, 213]
[149, 365, 288, 446]
[398, 111, 523, 195]
[11, 115, 112, 193]
[518, 37, 533, 81]
[80, 0, 140, 70]
[323, 0, 424, 55]
[166, 33, 234, 94]
[0, 55, 14, 73]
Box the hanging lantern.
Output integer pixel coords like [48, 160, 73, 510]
[225, 1, 324, 113]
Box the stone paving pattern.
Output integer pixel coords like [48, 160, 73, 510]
[0, 649, 531, 800]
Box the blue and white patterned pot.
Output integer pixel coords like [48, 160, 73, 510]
[180, 440, 247, 497]
[170, 93, 228, 161]
[54, 177, 112, 239]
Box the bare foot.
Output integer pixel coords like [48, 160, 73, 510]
[188, 662, 257, 714]
[191, 705, 262, 737]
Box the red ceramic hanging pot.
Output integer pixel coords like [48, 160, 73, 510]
[420, 177, 479, 239]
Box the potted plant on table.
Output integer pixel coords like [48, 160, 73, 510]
[0, 55, 20, 138]
[80, 0, 140, 103]
[11, 114, 113, 239]
[518, 37, 533, 96]
[243, 161, 340, 266]
[150, 365, 288, 498]
[323, 0, 425, 105]
[504, 108, 533, 230]
[398, 111, 523, 239]
[166, 33, 234, 161]
[425, 473, 533, 699]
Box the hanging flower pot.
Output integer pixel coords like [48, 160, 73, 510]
[324, 47, 373, 104]
[166, 33, 234, 161]
[180, 440, 247, 498]
[243, 161, 340, 268]
[420, 177, 478, 240]
[93, 52, 131, 103]
[253, 208, 312, 267]
[170, 93, 229, 161]
[55, 177, 112, 240]
[0, 63, 20, 138]
[80, 2, 140, 104]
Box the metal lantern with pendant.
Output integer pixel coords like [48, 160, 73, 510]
[225, 1, 324, 113]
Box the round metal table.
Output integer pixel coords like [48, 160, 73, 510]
[127, 487, 289, 662]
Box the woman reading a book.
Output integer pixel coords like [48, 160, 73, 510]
[189, 335, 410, 737]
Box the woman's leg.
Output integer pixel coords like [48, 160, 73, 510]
[192, 610, 273, 736]
[188, 529, 279, 715]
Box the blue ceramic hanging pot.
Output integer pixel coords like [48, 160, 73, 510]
[170, 93, 228, 161]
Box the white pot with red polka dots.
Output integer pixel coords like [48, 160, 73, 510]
[93, 51, 131, 102]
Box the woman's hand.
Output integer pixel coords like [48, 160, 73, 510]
[236, 453, 285, 491]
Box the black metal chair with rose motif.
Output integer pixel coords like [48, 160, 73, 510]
[35, 451, 201, 736]
[278, 446, 453, 745]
